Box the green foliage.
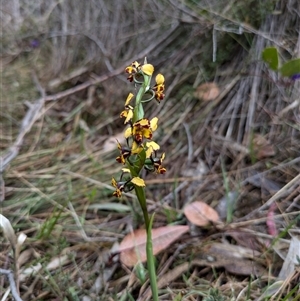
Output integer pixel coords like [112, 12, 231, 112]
[203, 288, 226, 301]
[134, 262, 147, 284]
[262, 46, 300, 78]
[163, 207, 179, 224]
[262, 47, 279, 71]
[36, 207, 63, 239]
[280, 58, 300, 77]
[173, 292, 183, 301]
[221, 160, 234, 223]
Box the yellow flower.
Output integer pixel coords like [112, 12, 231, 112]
[141, 64, 154, 76]
[132, 61, 140, 69]
[120, 109, 133, 124]
[132, 118, 152, 143]
[155, 91, 165, 103]
[154, 153, 166, 174]
[131, 177, 146, 187]
[120, 93, 134, 124]
[116, 141, 131, 164]
[155, 74, 165, 85]
[131, 140, 144, 154]
[150, 117, 158, 132]
[152, 74, 165, 103]
[125, 93, 134, 106]
[125, 117, 158, 144]
[145, 141, 160, 158]
[124, 127, 132, 139]
[112, 177, 124, 198]
[125, 61, 140, 74]
[125, 61, 141, 81]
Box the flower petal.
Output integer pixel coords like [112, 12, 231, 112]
[146, 141, 160, 151]
[150, 117, 158, 131]
[137, 119, 150, 128]
[131, 177, 146, 187]
[141, 64, 154, 76]
[125, 93, 134, 106]
[124, 109, 133, 124]
[112, 178, 117, 188]
[124, 127, 132, 138]
[155, 74, 165, 85]
[131, 141, 144, 154]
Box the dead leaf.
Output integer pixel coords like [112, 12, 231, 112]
[119, 225, 189, 267]
[153, 241, 265, 294]
[184, 201, 220, 226]
[252, 134, 275, 159]
[245, 171, 282, 194]
[204, 243, 265, 276]
[223, 259, 264, 276]
[278, 236, 300, 280]
[194, 82, 220, 101]
[226, 230, 262, 252]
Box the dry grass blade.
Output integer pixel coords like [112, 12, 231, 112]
[278, 236, 300, 280]
[0, 214, 17, 248]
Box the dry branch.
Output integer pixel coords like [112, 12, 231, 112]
[0, 269, 23, 301]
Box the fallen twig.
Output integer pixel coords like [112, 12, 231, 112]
[0, 269, 23, 301]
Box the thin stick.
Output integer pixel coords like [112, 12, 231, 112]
[0, 269, 23, 301]
[241, 174, 300, 221]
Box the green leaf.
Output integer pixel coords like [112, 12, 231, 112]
[262, 47, 279, 71]
[279, 58, 300, 77]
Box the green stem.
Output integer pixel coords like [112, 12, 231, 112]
[134, 186, 159, 301]
[130, 67, 158, 300]
[133, 74, 152, 122]
[134, 186, 149, 228]
[147, 214, 159, 300]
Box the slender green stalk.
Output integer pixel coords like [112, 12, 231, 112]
[131, 70, 159, 300]
[112, 60, 166, 301]
[146, 214, 159, 300]
[134, 186, 158, 300]
[134, 186, 149, 228]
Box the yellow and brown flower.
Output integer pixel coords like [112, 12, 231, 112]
[153, 73, 165, 103]
[116, 141, 131, 164]
[153, 153, 166, 174]
[112, 177, 125, 198]
[120, 93, 134, 124]
[125, 61, 141, 82]
[125, 117, 158, 145]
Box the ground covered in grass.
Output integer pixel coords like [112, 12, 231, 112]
[1, 1, 300, 300]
